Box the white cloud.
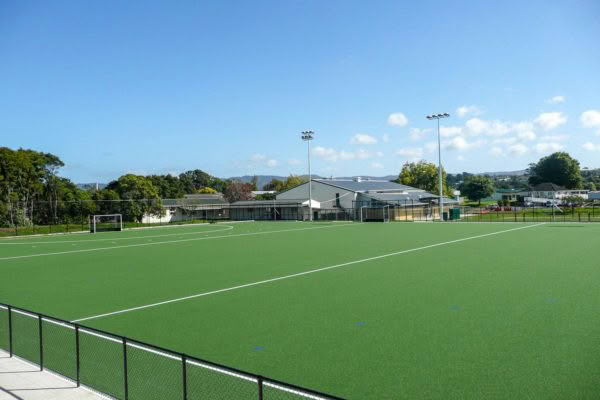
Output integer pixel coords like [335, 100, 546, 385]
[382, 133, 390, 143]
[518, 131, 536, 141]
[535, 142, 563, 154]
[409, 128, 430, 140]
[250, 154, 266, 162]
[535, 112, 567, 131]
[266, 159, 278, 168]
[350, 134, 377, 145]
[539, 135, 568, 142]
[492, 137, 518, 146]
[490, 147, 504, 156]
[313, 146, 340, 162]
[457, 155, 465, 161]
[456, 105, 481, 118]
[371, 162, 384, 169]
[442, 137, 485, 152]
[581, 110, 600, 135]
[465, 118, 511, 137]
[312, 147, 375, 162]
[508, 143, 528, 156]
[396, 147, 423, 158]
[425, 142, 437, 153]
[388, 112, 408, 127]
[356, 149, 374, 160]
[440, 126, 463, 138]
[583, 142, 600, 151]
[340, 150, 356, 160]
[546, 96, 566, 104]
[288, 158, 300, 166]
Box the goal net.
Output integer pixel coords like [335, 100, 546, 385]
[90, 214, 123, 233]
[360, 206, 390, 223]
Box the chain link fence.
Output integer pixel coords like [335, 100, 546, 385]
[351, 203, 600, 223]
[0, 303, 344, 400]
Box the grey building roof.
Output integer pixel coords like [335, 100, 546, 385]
[363, 191, 459, 205]
[231, 199, 304, 207]
[314, 179, 418, 193]
[532, 183, 567, 191]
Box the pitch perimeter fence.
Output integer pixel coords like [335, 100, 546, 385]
[352, 202, 600, 223]
[0, 303, 344, 400]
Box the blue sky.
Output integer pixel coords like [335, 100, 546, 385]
[1, 1, 600, 182]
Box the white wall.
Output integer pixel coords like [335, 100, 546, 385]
[277, 181, 356, 209]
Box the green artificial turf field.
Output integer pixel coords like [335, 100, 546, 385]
[1, 221, 599, 399]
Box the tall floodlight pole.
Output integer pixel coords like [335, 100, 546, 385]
[426, 113, 450, 221]
[301, 131, 315, 221]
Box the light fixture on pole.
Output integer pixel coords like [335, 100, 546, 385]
[426, 113, 450, 222]
[301, 130, 315, 221]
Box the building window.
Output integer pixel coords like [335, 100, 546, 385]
[335, 193, 340, 208]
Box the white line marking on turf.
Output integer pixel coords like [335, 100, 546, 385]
[72, 223, 544, 323]
[0, 223, 359, 261]
[0, 224, 234, 245]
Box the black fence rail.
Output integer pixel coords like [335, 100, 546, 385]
[0, 303, 344, 400]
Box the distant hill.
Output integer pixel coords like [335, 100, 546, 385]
[475, 170, 527, 177]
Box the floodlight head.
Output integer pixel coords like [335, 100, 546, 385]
[426, 115, 434, 120]
[301, 130, 314, 141]
[443, 113, 450, 117]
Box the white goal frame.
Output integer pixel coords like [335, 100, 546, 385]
[360, 206, 390, 223]
[90, 214, 123, 233]
[383, 205, 391, 223]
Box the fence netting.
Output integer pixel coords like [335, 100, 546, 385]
[263, 381, 332, 400]
[79, 328, 125, 399]
[127, 342, 183, 400]
[186, 359, 259, 399]
[0, 306, 8, 352]
[42, 318, 77, 381]
[11, 310, 39, 365]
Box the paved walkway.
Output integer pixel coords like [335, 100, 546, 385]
[0, 350, 106, 400]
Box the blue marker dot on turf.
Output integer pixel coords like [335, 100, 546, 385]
[356, 321, 366, 326]
[450, 305, 461, 311]
[546, 297, 558, 303]
[254, 346, 264, 351]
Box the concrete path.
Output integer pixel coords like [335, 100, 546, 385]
[0, 350, 107, 400]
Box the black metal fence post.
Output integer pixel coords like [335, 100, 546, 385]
[258, 375, 263, 400]
[38, 315, 43, 371]
[8, 306, 12, 357]
[182, 355, 188, 400]
[75, 325, 80, 387]
[123, 338, 129, 400]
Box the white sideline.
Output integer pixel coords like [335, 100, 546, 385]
[72, 223, 544, 323]
[0, 223, 359, 261]
[0, 224, 234, 245]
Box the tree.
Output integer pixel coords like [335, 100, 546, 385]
[460, 176, 495, 205]
[148, 174, 185, 199]
[250, 176, 258, 191]
[197, 187, 217, 194]
[223, 181, 253, 203]
[263, 179, 284, 192]
[178, 169, 213, 193]
[106, 174, 163, 222]
[528, 152, 583, 189]
[395, 161, 453, 196]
